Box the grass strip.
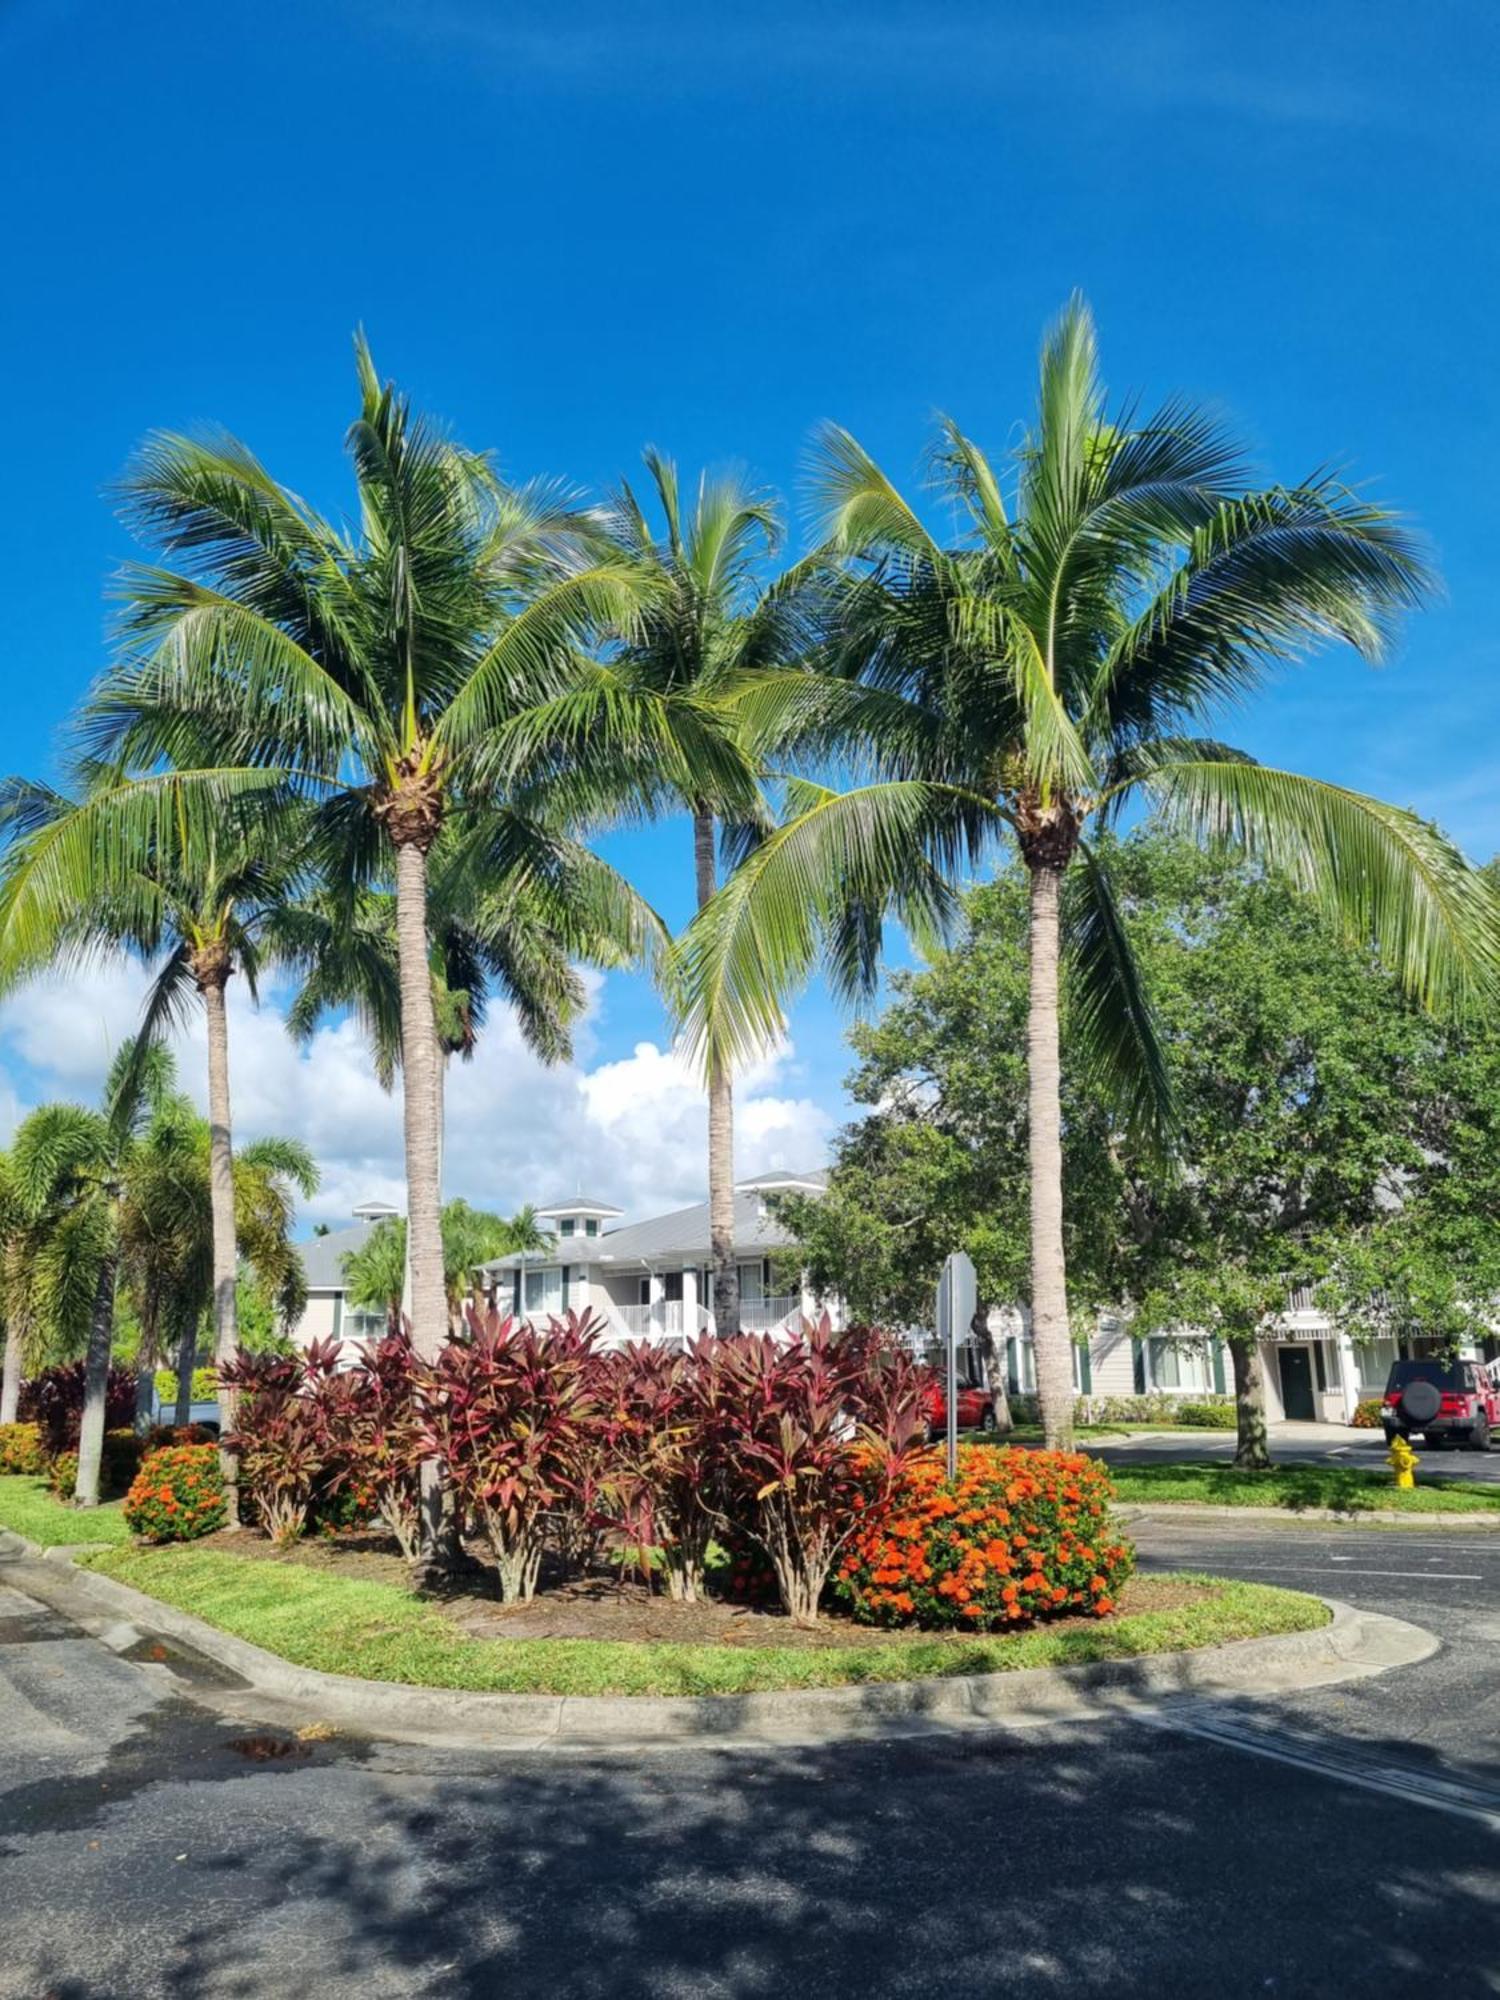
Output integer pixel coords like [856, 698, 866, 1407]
[1107, 1462, 1500, 1514]
[80, 1547, 1327, 1697]
[0, 1473, 131, 1546]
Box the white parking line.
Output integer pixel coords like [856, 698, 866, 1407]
[1138, 1707, 1500, 1831]
[1196, 1562, 1482, 1581]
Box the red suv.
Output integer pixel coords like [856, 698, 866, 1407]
[922, 1380, 998, 1435]
[1381, 1359, 1499, 1451]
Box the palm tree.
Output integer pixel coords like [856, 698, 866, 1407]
[9, 1042, 175, 1503]
[118, 1100, 315, 1427]
[676, 298, 1499, 1454]
[587, 452, 810, 1332]
[82, 340, 682, 1562]
[0, 778, 304, 1497]
[344, 1200, 557, 1333]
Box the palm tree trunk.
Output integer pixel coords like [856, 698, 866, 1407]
[394, 836, 456, 1567]
[1230, 1337, 1271, 1469]
[173, 1315, 196, 1429]
[133, 1297, 158, 1435]
[198, 962, 243, 1524]
[695, 810, 738, 1337]
[73, 1256, 118, 1507]
[1025, 857, 1074, 1450]
[0, 1318, 22, 1426]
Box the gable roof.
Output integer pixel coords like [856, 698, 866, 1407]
[479, 1170, 827, 1273]
[298, 1219, 377, 1291]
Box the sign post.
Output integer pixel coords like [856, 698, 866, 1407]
[936, 1251, 977, 1483]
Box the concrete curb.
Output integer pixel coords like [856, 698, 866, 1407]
[1120, 1502, 1500, 1529]
[0, 1532, 1439, 1750]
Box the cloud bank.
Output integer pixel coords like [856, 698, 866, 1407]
[0, 961, 832, 1231]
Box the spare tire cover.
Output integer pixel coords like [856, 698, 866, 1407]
[1399, 1379, 1442, 1424]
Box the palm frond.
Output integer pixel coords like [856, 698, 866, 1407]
[1066, 843, 1174, 1148]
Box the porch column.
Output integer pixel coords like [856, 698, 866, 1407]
[682, 1264, 699, 1335]
[648, 1268, 665, 1341]
[1337, 1332, 1360, 1423]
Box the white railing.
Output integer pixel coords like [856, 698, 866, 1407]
[602, 1294, 808, 1343]
[612, 1300, 715, 1342]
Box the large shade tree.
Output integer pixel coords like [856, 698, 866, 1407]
[677, 298, 1499, 1447]
[81, 339, 690, 1563]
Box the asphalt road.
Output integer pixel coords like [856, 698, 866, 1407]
[1092, 1426, 1500, 1482]
[1, 1522, 1497, 2000]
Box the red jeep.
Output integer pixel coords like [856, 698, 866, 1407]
[922, 1379, 998, 1436]
[1381, 1358, 1499, 1451]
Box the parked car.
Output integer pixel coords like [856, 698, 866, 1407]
[922, 1380, 998, 1435]
[1381, 1359, 1499, 1451]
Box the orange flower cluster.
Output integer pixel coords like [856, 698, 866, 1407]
[122, 1443, 227, 1544]
[837, 1445, 1133, 1631]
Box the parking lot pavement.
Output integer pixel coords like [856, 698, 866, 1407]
[1088, 1425, 1500, 1482]
[1131, 1513, 1500, 1778]
[4, 1517, 1500, 1999]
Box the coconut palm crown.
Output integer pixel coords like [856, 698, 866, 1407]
[74, 338, 720, 1562]
[676, 297, 1499, 1451]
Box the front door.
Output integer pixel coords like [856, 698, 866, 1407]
[1278, 1346, 1316, 1422]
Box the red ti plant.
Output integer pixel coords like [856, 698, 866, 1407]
[417, 1307, 604, 1602]
[219, 1339, 341, 1545]
[598, 1342, 715, 1601]
[707, 1316, 930, 1626]
[315, 1328, 425, 1561]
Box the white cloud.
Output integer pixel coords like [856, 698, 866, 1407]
[0, 960, 832, 1231]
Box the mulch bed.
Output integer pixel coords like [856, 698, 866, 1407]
[189, 1525, 1207, 1651]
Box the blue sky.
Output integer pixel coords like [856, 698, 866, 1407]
[0, 0, 1496, 1220]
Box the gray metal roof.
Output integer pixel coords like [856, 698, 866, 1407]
[534, 1195, 623, 1217]
[299, 1219, 378, 1292]
[480, 1170, 826, 1273]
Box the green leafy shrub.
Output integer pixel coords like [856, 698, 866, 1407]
[46, 1450, 78, 1498]
[0, 1422, 45, 1474]
[152, 1367, 219, 1407]
[1350, 1398, 1384, 1429]
[1175, 1400, 1237, 1429]
[838, 1444, 1134, 1629]
[123, 1443, 226, 1542]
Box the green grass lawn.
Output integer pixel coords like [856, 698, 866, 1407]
[0, 1474, 131, 1546]
[80, 1545, 1326, 1697]
[1107, 1462, 1500, 1515]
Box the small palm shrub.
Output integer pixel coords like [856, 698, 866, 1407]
[123, 1443, 226, 1542]
[838, 1445, 1133, 1629]
[705, 1319, 930, 1626]
[311, 1330, 424, 1557]
[219, 1341, 341, 1544]
[418, 1308, 604, 1601]
[0, 1422, 45, 1474]
[21, 1364, 136, 1457]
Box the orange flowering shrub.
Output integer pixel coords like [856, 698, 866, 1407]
[836, 1444, 1133, 1629]
[123, 1443, 226, 1543]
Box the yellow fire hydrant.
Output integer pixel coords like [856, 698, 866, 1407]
[1387, 1434, 1419, 1489]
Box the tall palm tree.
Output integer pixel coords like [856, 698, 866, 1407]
[0, 779, 303, 1501]
[586, 452, 807, 1332]
[80, 339, 690, 1562]
[676, 298, 1499, 1451]
[10, 1041, 175, 1503]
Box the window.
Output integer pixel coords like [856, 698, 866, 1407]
[523, 1266, 563, 1317]
[1147, 1338, 1212, 1393]
[559, 1217, 575, 1237]
[585, 1218, 599, 1238]
[738, 1260, 766, 1304]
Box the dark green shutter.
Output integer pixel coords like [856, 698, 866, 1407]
[1078, 1341, 1093, 1394]
[1132, 1338, 1145, 1394]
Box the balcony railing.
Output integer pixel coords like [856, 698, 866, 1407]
[605, 1294, 808, 1342]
